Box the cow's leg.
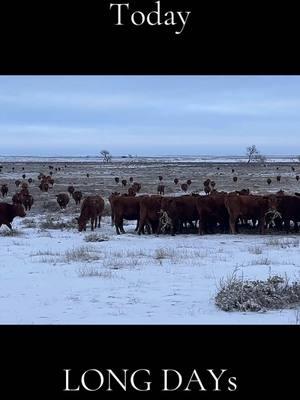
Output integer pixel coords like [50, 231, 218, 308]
[98, 215, 101, 228]
[134, 219, 139, 232]
[91, 217, 95, 231]
[229, 215, 237, 234]
[259, 216, 265, 234]
[137, 217, 145, 235]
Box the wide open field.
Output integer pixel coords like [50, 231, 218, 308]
[0, 157, 300, 324]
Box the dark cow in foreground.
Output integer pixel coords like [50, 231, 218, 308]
[274, 195, 300, 233]
[157, 184, 165, 195]
[224, 195, 279, 234]
[72, 191, 83, 205]
[22, 194, 34, 211]
[56, 193, 70, 209]
[138, 195, 162, 235]
[110, 195, 141, 234]
[1, 184, 8, 197]
[76, 195, 105, 232]
[196, 195, 229, 235]
[159, 195, 198, 235]
[0, 203, 26, 230]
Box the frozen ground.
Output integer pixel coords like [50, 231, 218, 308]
[0, 215, 300, 324]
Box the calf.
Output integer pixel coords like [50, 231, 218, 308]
[0, 203, 26, 230]
[76, 195, 105, 232]
[67, 185, 75, 195]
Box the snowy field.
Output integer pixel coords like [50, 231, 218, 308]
[1, 157, 300, 324]
[0, 216, 300, 324]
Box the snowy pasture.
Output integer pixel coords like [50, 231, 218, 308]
[1, 158, 300, 324]
[0, 215, 300, 324]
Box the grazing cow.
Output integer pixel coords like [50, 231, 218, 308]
[187, 179, 192, 186]
[157, 184, 165, 195]
[204, 186, 211, 195]
[15, 180, 21, 187]
[138, 195, 162, 235]
[296, 175, 299, 181]
[174, 178, 179, 185]
[49, 171, 53, 176]
[121, 179, 127, 187]
[158, 176, 163, 181]
[129, 177, 134, 183]
[0, 203, 26, 230]
[56, 193, 70, 209]
[276, 167, 279, 170]
[22, 194, 34, 211]
[159, 195, 198, 235]
[233, 176, 238, 183]
[267, 178, 272, 185]
[39, 182, 49, 192]
[76, 195, 105, 232]
[22, 167, 25, 171]
[37, 173, 44, 180]
[67, 185, 75, 195]
[72, 191, 83, 205]
[21, 182, 28, 190]
[22, 174, 26, 179]
[110, 196, 141, 234]
[196, 194, 229, 234]
[276, 176, 281, 182]
[128, 187, 137, 196]
[132, 182, 141, 193]
[210, 181, 216, 189]
[86, 173, 89, 178]
[181, 183, 188, 192]
[114, 177, 120, 184]
[232, 169, 235, 173]
[28, 178, 33, 184]
[1, 184, 8, 197]
[224, 195, 279, 234]
[292, 166, 295, 171]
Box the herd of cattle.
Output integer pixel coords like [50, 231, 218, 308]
[1, 167, 300, 236]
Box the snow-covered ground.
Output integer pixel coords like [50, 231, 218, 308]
[1, 215, 299, 324]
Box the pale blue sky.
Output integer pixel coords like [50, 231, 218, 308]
[0, 76, 299, 156]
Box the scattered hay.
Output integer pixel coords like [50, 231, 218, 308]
[215, 273, 300, 312]
[38, 215, 77, 230]
[64, 246, 100, 262]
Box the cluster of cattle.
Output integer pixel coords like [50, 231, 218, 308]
[1, 166, 300, 236]
[106, 189, 300, 236]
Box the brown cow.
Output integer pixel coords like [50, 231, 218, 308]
[0, 203, 26, 230]
[225, 195, 279, 234]
[111, 195, 141, 234]
[174, 178, 179, 185]
[157, 184, 165, 195]
[1, 184, 8, 197]
[121, 179, 127, 187]
[138, 195, 162, 235]
[12, 192, 23, 204]
[76, 196, 105, 232]
[39, 182, 49, 192]
[108, 192, 121, 226]
[72, 191, 83, 205]
[22, 194, 34, 211]
[56, 193, 70, 209]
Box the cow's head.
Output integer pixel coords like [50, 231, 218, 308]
[76, 216, 87, 232]
[13, 204, 26, 218]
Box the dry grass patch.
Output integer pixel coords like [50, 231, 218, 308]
[215, 273, 300, 312]
[84, 233, 109, 242]
[248, 246, 263, 255]
[39, 215, 77, 230]
[78, 266, 114, 278]
[0, 229, 24, 237]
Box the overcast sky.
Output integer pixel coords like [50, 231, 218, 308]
[0, 76, 299, 156]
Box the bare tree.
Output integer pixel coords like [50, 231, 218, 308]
[100, 150, 112, 163]
[254, 153, 267, 163]
[246, 145, 259, 163]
